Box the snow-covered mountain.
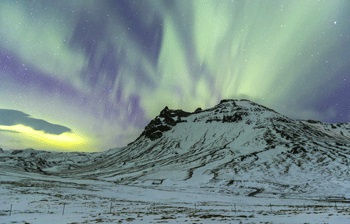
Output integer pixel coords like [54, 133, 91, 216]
[1, 99, 350, 198]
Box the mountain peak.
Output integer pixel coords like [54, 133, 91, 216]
[139, 106, 191, 140]
[120, 98, 350, 194]
[138, 99, 283, 141]
[160, 106, 170, 115]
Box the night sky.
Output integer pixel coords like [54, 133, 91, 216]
[0, 0, 349, 152]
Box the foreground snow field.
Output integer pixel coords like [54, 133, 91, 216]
[1, 171, 350, 224]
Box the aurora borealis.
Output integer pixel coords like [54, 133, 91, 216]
[0, 0, 349, 152]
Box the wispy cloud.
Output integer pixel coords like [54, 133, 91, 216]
[0, 109, 71, 135]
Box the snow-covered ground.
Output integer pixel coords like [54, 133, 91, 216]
[1, 171, 350, 224]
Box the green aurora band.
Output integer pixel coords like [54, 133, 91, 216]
[0, 0, 349, 151]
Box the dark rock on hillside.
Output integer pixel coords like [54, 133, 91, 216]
[140, 106, 191, 140]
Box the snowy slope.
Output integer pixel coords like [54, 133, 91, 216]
[1, 99, 350, 199]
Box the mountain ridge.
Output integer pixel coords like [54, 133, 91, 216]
[1, 99, 350, 199]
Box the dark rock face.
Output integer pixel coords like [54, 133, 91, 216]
[11, 150, 23, 155]
[194, 108, 202, 113]
[219, 99, 237, 106]
[141, 106, 191, 140]
[222, 112, 248, 123]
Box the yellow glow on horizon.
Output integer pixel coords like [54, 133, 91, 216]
[0, 124, 91, 152]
